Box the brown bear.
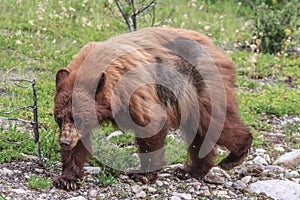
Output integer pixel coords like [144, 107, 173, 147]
[53, 27, 252, 190]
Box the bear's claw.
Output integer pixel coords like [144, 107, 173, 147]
[53, 176, 80, 191]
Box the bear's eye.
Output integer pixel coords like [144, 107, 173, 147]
[55, 117, 63, 126]
[73, 116, 83, 127]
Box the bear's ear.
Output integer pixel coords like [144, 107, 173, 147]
[56, 68, 70, 87]
[96, 72, 106, 94]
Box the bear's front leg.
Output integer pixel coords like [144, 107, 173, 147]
[53, 140, 91, 190]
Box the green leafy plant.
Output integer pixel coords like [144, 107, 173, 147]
[253, 1, 299, 54]
[97, 170, 116, 187]
[28, 175, 51, 190]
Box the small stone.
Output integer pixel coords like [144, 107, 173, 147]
[66, 196, 87, 200]
[274, 150, 300, 168]
[136, 191, 146, 198]
[83, 166, 101, 174]
[35, 168, 44, 174]
[253, 155, 268, 165]
[0, 168, 13, 176]
[266, 165, 284, 173]
[131, 184, 142, 193]
[203, 190, 211, 196]
[263, 154, 271, 164]
[9, 189, 26, 194]
[242, 163, 264, 176]
[241, 176, 252, 184]
[89, 189, 98, 198]
[286, 171, 299, 178]
[147, 186, 157, 193]
[159, 173, 171, 177]
[274, 146, 285, 152]
[255, 148, 266, 154]
[156, 180, 163, 187]
[224, 181, 233, 188]
[107, 130, 123, 140]
[232, 180, 247, 190]
[172, 192, 192, 200]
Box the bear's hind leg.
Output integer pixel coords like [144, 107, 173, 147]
[128, 128, 168, 184]
[218, 123, 253, 170]
[184, 132, 216, 178]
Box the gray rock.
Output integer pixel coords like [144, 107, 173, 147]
[83, 166, 101, 174]
[0, 168, 13, 176]
[136, 190, 146, 198]
[266, 165, 285, 173]
[155, 180, 163, 187]
[89, 189, 98, 198]
[242, 163, 264, 176]
[147, 186, 157, 193]
[274, 150, 300, 168]
[232, 180, 247, 190]
[241, 176, 252, 184]
[131, 184, 142, 193]
[250, 179, 300, 200]
[253, 155, 268, 165]
[170, 196, 181, 200]
[107, 130, 123, 140]
[66, 196, 87, 200]
[172, 192, 192, 200]
[286, 171, 299, 178]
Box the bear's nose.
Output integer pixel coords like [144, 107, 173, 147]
[59, 140, 71, 147]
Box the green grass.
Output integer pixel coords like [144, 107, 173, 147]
[0, 0, 299, 173]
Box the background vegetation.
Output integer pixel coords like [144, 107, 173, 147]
[0, 0, 299, 183]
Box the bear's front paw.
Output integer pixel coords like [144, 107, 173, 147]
[53, 176, 80, 191]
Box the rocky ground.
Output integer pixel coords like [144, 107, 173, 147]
[0, 117, 300, 200]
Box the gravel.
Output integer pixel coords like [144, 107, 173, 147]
[0, 116, 299, 199]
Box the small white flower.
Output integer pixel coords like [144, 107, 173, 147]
[15, 30, 22, 36]
[52, 39, 56, 44]
[204, 25, 210, 31]
[108, 0, 113, 5]
[69, 7, 76, 12]
[183, 14, 188, 19]
[235, 29, 239, 34]
[250, 44, 257, 51]
[97, 24, 102, 30]
[16, 40, 22, 45]
[28, 20, 34, 25]
[238, 2, 242, 6]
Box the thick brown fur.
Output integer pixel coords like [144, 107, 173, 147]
[53, 27, 252, 190]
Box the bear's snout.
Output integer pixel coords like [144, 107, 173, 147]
[59, 139, 72, 149]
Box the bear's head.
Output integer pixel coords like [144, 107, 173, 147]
[54, 67, 107, 150]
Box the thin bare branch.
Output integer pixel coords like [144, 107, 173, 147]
[154, 2, 174, 26]
[0, 137, 33, 145]
[107, 5, 124, 23]
[9, 78, 33, 83]
[0, 116, 33, 124]
[151, 1, 157, 27]
[2, 105, 34, 114]
[115, 0, 134, 32]
[135, 0, 155, 16]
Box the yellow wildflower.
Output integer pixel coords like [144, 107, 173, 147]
[284, 29, 291, 36]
